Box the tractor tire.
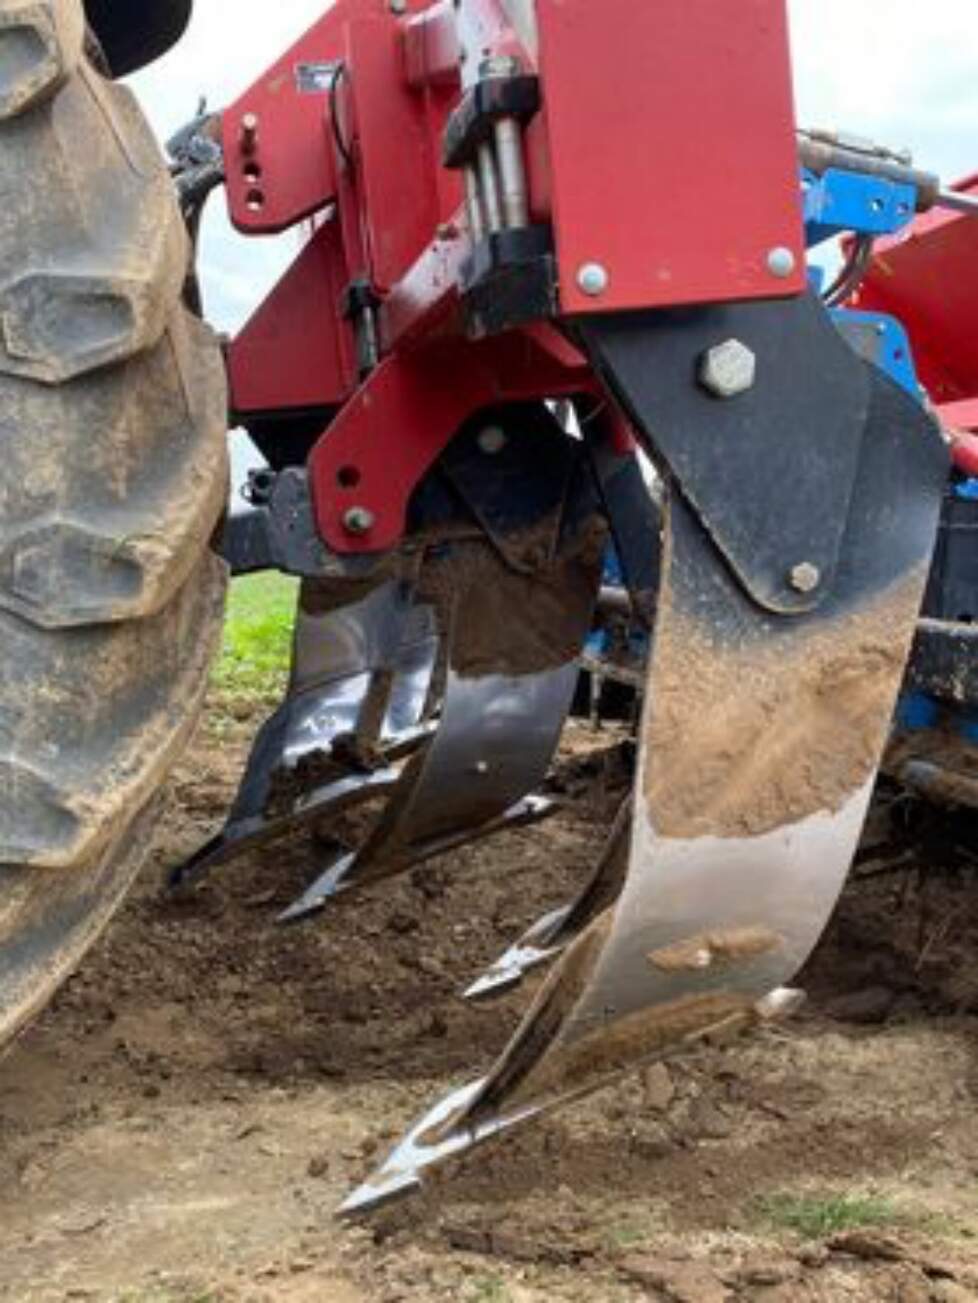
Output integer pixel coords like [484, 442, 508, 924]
[0, 0, 228, 1048]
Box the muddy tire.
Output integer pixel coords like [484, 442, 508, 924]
[0, 0, 228, 1046]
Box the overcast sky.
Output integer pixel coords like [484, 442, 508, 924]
[131, 1, 978, 332]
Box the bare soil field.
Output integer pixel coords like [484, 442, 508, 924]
[2, 699, 978, 1302]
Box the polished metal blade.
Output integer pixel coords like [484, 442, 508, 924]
[170, 580, 438, 887]
[464, 798, 632, 1001]
[343, 431, 944, 1211]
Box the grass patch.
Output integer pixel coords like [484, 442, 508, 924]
[757, 1191, 901, 1240]
[465, 1277, 511, 1303]
[606, 1222, 652, 1250]
[212, 572, 298, 704]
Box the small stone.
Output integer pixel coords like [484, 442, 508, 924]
[828, 1230, 905, 1262]
[730, 1257, 799, 1287]
[307, 1154, 330, 1179]
[687, 1097, 734, 1140]
[643, 1063, 676, 1113]
[618, 1257, 733, 1303]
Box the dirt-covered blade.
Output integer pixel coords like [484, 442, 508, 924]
[341, 296, 949, 1215]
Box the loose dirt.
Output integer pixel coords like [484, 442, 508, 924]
[645, 572, 927, 839]
[2, 699, 978, 1302]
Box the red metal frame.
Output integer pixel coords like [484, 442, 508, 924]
[309, 325, 596, 551]
[535, 0, 805, 315]
[223, 0, 805, 555]
[228, 222, 356, 418]
[857, 174, 978, 410]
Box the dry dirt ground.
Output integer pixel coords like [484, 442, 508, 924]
[3, 701, 978, 1302]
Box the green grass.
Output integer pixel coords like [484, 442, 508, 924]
[212, 572, 298, 703]
[756, 1192, 901, 1240]
[465, 1278, 511, 1303]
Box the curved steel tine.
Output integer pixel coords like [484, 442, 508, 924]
[170, 580, 438, 887]
[277, 659, 575, 915]
[463, 798, 632, 1001]
[277, 485, 609, 916]
[341, 386, 946, 1216]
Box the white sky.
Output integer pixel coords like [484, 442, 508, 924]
[131, 1, 978, 332]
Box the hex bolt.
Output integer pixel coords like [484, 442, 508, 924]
[767, 246, 797, 279]
[477, 425, 507, 455]
[789, 562, 821, 594]
[389, 0, 408, 11]
[343, 506, 376, 535]
[240, 112, 259, 156]
[698, 339, 757, 399]
[577, 263, 610, 297]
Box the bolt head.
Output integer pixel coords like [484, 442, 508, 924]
[767, 246, 797, 279]
[577, 262, 609, 297]
[698, 339, 757, 399]
[477, 425, 507, 455]
[789, 562, 821, 594]
[389, 0, 408, 12]
[343, 506, 376, 536]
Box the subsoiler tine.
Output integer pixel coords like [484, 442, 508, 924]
[463, 798, 633, 1001]
[277, 610, 581, 914]
[342, 340, 948, 1211]
[170, 580, 438, 887]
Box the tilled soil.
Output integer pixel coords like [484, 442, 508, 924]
[2, 702, 978, 1301]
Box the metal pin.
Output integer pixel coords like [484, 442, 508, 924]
[936, 189, 978, 217]
[494, 117, 529, 229]
[477, 141, 503, 234]
[240, 112, 259, 156]
[464, 165, 485, 243]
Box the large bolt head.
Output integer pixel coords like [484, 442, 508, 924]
[698, 338, 757, 400]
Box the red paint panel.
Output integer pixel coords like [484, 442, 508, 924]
[941, 400, 978, 434]
[310, 327, 595, 553]
[535, 0, 805, 314]
[347, 18, 461, 292]
[222, 1, 390, 234]
[857, 178, 978, 406]
[228, 222, 356, 416]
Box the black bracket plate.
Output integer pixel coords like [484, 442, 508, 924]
[576, 292, 912, 614]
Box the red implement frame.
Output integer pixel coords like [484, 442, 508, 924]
[223, 0, 803, 554]
[858, 174, 978, 431]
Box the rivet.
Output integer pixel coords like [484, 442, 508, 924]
[477, 426, 507, 455]
[577, 262, 610, 297]
[767, 246, 797, 279]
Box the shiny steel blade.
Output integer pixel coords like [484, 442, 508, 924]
[343, 430, 945, 1210]
[464, 798, 632, 1001]
[171, 580, 438, 887]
